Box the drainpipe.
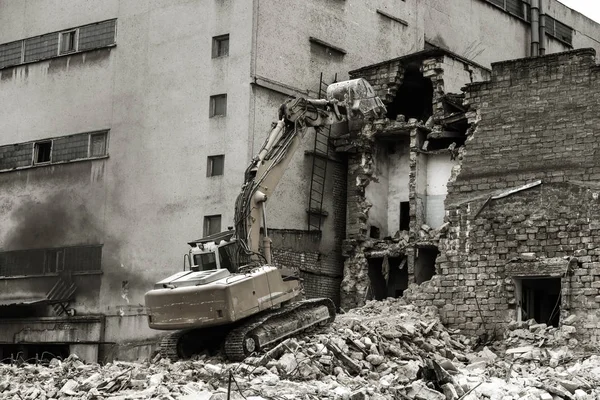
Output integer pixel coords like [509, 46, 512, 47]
[531, 0, 540, 56]
[538, 0, 546, 55]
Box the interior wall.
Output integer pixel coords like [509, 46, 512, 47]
[387, 141, 410, 236]
[426, 153, 458, 228]
[365, 143, 390, 238]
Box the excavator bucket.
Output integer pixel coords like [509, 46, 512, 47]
[326, 78, 387, 120]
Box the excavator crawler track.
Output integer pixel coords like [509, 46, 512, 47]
[159, 330, 189, 362]
[224, 298, 336, 361]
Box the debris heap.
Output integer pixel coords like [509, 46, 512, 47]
[1, 298, 600, 399]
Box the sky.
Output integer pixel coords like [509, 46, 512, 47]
[559, 1, 600, 23]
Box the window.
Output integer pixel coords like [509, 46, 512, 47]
[0, 245, 102, 278]
[0, 19, 116, 70]
[207, 155, 225, 177]
[204, 215, 222, 237]
[59, 30, 77, 54]
[210, 94, 227, 117]
[0, 130, 109, 172]
[212, 34, 229, 58]
[545, 16, 573, 46]
[34, 141, 52, 164]
[90, 132, 108, 157]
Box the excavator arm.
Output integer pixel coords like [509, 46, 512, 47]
[234, 78, 386, 265]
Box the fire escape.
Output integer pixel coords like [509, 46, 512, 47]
[306, 73, 337, 232]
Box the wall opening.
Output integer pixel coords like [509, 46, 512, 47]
[367, 256, 408, 300]
[399, 201, 410, 231]
[386, 63, 433, 122]
[0, 343, 70, 364]
[515, 277, 561, 327]
[415, 246, 439, 284]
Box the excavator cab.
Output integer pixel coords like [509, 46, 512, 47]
[187, 230, 239, 273]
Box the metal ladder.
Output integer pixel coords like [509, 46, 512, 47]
[307, 73, 337, 232]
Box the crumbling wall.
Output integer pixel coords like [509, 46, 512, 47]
[406, 49, 600, 343]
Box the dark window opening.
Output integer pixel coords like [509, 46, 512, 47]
[386, 63, 433, 123]
[212, 34, 229, 58]
[415, 247, 438, 284]
[367, 256, 408, 300]
[399, 202, 410, 231]
[207, 155, 225, 177]
[369, 226, 381, 239]
[518, 277, 561, 327]
[0, 344, 70, 364]
[34, 141, 52, 164]
[210, 94, 227, 117]
[204, 215, 222, 237]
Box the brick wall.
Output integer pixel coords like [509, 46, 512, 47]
[269, 229, 342, 305]
[405, 49, 600, 343]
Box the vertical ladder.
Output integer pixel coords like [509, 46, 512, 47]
[307, 73, 337, 232]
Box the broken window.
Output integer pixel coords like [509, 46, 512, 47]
[386, 63, 433, 123]
[204, 215, 222, 237]
[515, 277, 561, 327]
[207, 155, 225, 177]
[367, 256, 408, 300]
[212, 34, 229, 58]
[34, 141, 52, 164]
[210, 94, 227, 117]
[415, 246, 438, 284]
[399, 201, 410, 231]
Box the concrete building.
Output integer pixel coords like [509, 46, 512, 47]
[0, 0, 599, 361]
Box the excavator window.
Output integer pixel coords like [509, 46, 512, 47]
[193, 252, 218, 271]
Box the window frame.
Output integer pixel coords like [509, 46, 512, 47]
[204, 215, 222, 237]
[212, 34, 230, 58]
[207, 155, 225, 177]
[58, 29, 79, 55]
[33, 141, 52, 165]
[89, 131, 108, 158]
[209, 94, 227, 118]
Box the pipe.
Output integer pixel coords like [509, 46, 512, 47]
[538, 0, 546, 55]
[531, 0, 540, 56]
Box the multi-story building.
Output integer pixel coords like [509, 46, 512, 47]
[0, 0, 598, 361]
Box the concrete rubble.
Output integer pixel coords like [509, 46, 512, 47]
[2, 298, 600, 399]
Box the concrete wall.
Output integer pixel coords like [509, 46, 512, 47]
[424, 0, 600, 68]
[0, 0, 254, 348]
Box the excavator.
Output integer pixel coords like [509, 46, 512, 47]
[144, 78, 386, 361]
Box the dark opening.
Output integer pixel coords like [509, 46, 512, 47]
[0, 344, 70, 364]
[386, 63, 433, 122]
[34, 141, 52, 164]
[399, 201, 410, 231]
[519, 277, 561, 327]
[415, 247, 439, 284]
[369, 226, 381, 239]
[367, 256, 408, 300]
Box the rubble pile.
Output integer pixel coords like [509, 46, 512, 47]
[2, 299, 600, 399]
